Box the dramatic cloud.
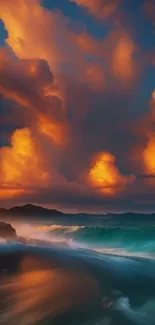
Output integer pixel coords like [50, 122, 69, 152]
[0, 48, 67, 146]
[111, 32, 136, 84]
[0, 0, 106, 91]
[143, 135, 155, 175]
[70, 0, 121, 19]
[75, 30, 139, 86]
[0, 128, 50, 199]
[142, 91, 155, 175]
[0, 0, 154, 211]
[88, 152, 134, 195]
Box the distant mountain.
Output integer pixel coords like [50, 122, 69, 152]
[0, 204, 64, 217]
[110, 212, 155, 218]
[0, 205, 155, 218]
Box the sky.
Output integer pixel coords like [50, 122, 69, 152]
[0, 0, 155, 213]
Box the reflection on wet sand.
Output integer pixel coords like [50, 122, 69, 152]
[0, 256, 100, 325]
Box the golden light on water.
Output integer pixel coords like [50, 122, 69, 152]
[0, 256, 100, 325]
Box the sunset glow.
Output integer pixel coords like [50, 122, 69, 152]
[89, 153, 134, 195]
[0, 128, 50, 198]
[143, 136, 155, 174]
[0, 0, 155, 211]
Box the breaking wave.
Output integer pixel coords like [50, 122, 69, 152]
[1, 218, 155, 325]
[31, 224, 155, 257]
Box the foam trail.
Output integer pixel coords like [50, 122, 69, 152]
[91, 248, 155, 260]
[111, 297, 154, 325]
[9, 222, 155, 260]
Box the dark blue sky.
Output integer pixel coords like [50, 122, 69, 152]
[0, 20, 7, 46]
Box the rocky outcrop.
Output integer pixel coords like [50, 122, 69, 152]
[0, 222, 16, 239]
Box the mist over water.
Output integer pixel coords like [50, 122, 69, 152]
[0, 214, 155, 325]
[13, 214, 155, 258]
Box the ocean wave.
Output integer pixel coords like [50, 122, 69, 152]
[9, 221, 155, 260]
[33, 225, 155, 255]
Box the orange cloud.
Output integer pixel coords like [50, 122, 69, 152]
[0, 50, 67, 146]
[142, 91, 155, 175]
[0, 189, 32, 200]
[0, 128, 50, 198]
[0, 0, 63, 74]
[0, 0, 105, 91]
[0, 0, 142, 206]
[70, 0, 121, 19]
[86, 63, 105, 90]
[112, 32, 136, 84]
[143, 135, 155, 175]
[88, 152, 134, 195]
[38, 114, 67, 146]
[75, 30, 138, 85]
[0, 0, 138, 92]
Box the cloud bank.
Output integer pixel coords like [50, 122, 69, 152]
[0, 0, 155, 211]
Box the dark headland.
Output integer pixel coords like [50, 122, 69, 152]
[0, 204, 64, 218]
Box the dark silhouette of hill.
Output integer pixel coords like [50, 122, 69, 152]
[0, 205, 155, 219]
[0, 204, 64, 217]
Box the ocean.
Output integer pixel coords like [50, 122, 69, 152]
[0, 213, 155, 325]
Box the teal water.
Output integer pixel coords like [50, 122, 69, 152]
[15, 215, 155, 258]
[0, 214, 155, 324]
[44, 226, 155, 255]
